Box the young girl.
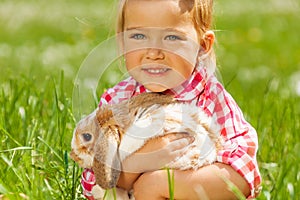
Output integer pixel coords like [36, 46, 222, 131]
[81, 0, 261, 199]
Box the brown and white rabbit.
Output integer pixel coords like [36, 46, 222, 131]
[70, 92, 223, 199]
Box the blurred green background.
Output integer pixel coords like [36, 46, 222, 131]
[0, 0, 299, 199]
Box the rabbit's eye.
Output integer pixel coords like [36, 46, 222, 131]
[82, 133, 92, 142]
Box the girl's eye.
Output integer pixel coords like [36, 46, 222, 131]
[130, 33, 146, 40]
[165, 35, 182, 41]
[82, 133, 92, 142]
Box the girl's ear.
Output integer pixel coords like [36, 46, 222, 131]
[200, 30, 215, 53]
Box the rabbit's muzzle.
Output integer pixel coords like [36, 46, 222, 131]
[70, 149, 81, 164]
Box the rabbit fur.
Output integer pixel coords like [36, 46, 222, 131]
[70, 92, 223, 199]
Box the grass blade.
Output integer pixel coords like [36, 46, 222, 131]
[0, 147, 32, 153]
[166, 168, 174, 200]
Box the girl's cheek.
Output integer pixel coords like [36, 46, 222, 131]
[125, 51, 145, 69]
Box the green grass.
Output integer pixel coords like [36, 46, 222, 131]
[166, 168, 175, 200]
[0, 74, 82, 199]
[0, 0, 299, 199]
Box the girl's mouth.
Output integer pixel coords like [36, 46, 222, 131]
[141, 65, 171, 76]
[143, 68, 169, 74]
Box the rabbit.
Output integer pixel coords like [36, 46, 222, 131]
[70, 92, 223, 199]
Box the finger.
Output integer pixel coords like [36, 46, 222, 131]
[170, 144, 197, 160]
[164, 132, 194, 142]
[166, 136, 195, 152]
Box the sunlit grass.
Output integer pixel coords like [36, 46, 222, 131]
[0, 0, 299, 199]
[0, 74, 83, 199]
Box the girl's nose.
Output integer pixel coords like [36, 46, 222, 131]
[145, 48, 165, 60]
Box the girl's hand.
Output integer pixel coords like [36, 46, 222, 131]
[117, 133, 194, 191]
[121, 132, 194, 173]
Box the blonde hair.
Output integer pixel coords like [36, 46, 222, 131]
[116, 0, 216, 74]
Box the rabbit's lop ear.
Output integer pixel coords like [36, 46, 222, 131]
[93, 129, 121, 189]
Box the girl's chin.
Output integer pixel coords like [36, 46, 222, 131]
[143, 84, 168, 92]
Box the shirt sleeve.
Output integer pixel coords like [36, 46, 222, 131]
[81, 168, 96, 200]
[205, 79, 262, 198]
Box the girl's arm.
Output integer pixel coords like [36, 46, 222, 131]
[117, 133, 195, 190]
[133, 163, 250, 200]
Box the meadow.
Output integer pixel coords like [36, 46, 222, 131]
[0, 0, 299, 199]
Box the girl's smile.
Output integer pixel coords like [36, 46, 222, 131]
[122, 0, 200, 92]
[141, 65, 171, 77]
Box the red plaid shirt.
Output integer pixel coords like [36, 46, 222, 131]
[81, 65, 262, 199]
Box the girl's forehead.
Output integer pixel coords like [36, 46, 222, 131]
[124, 0, 194, 30]
[124, 0, 192, 16]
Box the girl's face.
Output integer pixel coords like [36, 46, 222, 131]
[122, 0, 200, 92]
